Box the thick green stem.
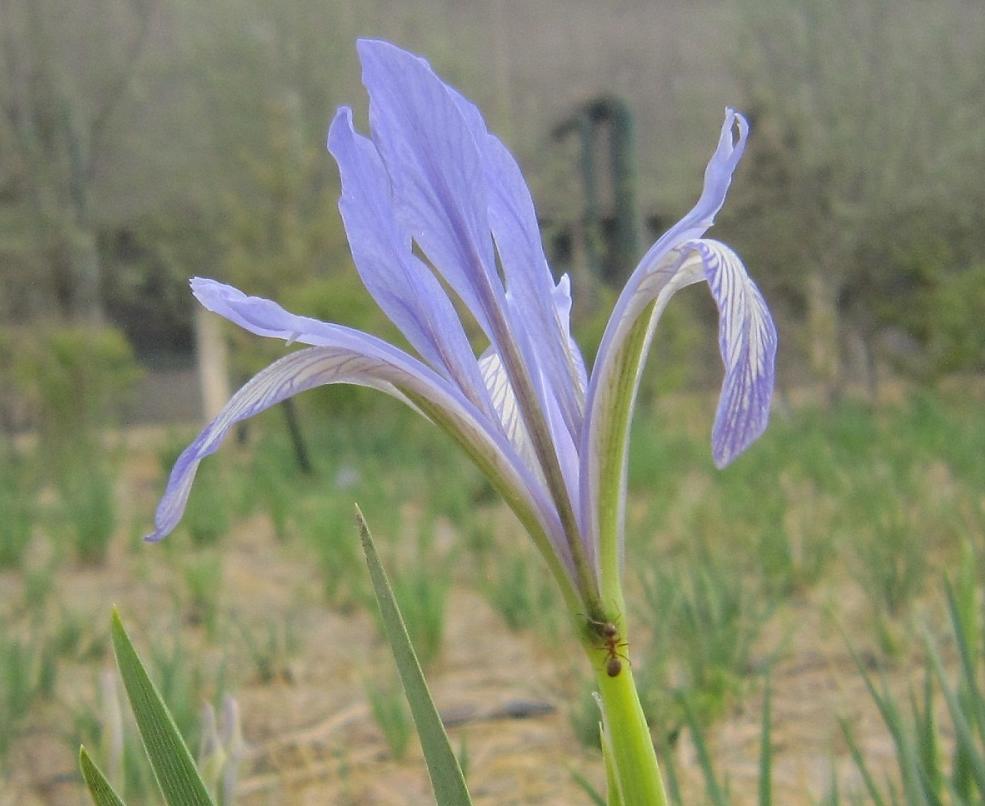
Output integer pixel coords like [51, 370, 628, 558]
[592, 655, 668, 806]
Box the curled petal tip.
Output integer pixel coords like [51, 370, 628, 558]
[327, 106, 354, 148]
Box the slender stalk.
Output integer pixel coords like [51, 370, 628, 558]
[592, 655, 668, 806]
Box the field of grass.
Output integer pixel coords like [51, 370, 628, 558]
[1, 381, 983, 804]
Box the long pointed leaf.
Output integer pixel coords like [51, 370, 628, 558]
[679, 695, 728, 806]
[839, 717, 886, 806]
[356, 507, 472, 806]
[945, 582, 985, 746]
[923, 629, 985, 796]
[79, 746, 127, 806]
[110, 609, 214, 806]
[657, 734, 684, 806]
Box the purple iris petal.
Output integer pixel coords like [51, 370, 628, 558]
[327, 108, 491, 413]
[450, 85, 586, 435]
[581, 109, 769, 560]
[478, 346, 541, 479]
[148, 339, 570, 575]
[694, 240, 777, 468]
[551, 274, 589, 401]
[357, 40, 501, 338]
[191, 278, 337, 346]
[148, 347, 404, 542]
[358, 41, 588, 555]
[153, 41, 777, 613]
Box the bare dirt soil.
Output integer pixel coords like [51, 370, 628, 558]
[1, 430, 933, 805]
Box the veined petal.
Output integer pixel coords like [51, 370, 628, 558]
[180, 279, 579, 594]
[451, 85, 586, 433]
[694, 240, 777, 468]
[581, 239, 775, 591]
[148, 339, 575, 586]
[327, 108, 490, 412]
[478, 346, 541, 481]
[147, 347, 406, 542]
[582, 111, 756, 599]
[357, 41, 587, 571]
[480, 345, 587, 571]
[357, 39, 501, 339]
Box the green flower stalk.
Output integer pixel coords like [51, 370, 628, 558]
[149, 40, 777, 804]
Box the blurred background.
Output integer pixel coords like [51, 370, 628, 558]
[1, 1, 984, 803]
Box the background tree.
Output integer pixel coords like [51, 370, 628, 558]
[728, 0, 985, 399]
[0, 0, 158, 322]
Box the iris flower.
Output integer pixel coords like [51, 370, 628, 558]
[150, 40, 776, 803]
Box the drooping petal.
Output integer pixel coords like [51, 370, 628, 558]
[327, 107, 491, 412]
[696, 240, 777, 468]
[581, 110, 757, 595]
[581, 239, 775, 592]
[180, 280, 578, 592]
[147, 347, 405, 542]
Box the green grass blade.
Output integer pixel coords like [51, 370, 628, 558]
[570, 763, 608, 806]
[356, 507, 472, 806]
[657, 734, 684, 806]
[679, 695, 728, 806]
[79, 746, 127, 806]
[923, 629, 985, 796]
[759, 673, 773, 806]
[838, 718, 886, 806]
[912, 669, 941, 795]
[845, 638, 929, 803]
[945, 582, 985, 745]
[110, 608, 214, 806]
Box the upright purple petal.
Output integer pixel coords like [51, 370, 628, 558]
[451, 85, 586, 433]
[357, 40, 586, 555]
[327, 108, 491, 412]
[357, 39, 501, 338]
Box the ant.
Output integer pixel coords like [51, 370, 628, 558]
[585, 616, 629, 677]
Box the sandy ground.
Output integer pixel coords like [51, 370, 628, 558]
[0, 427, 946, 805]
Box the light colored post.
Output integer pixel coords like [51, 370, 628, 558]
[195, 307, 230, 421]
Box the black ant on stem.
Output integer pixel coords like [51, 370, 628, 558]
[585, 616, 629, 677]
